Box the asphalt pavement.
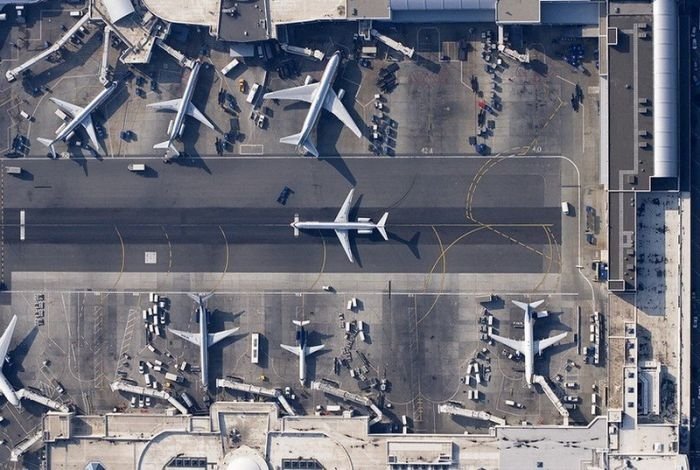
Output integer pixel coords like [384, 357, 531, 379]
[3, 156, 562, 276]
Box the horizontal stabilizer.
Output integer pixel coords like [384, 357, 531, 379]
[280, 132, 303, 146]
[281, 344, 300, 356]
[376, 212, 389, 240]
[153, 140, 172, 149]
[513, 299, 545, 312]
[300, 138, 319, 158]
[188, 293, 213, 304]
[37, 137, 54, 148]
[208, 328, 239, 346]
[293, 320, 310, 327]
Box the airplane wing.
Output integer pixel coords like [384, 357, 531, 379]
[147, 98, 182, 112]
[80, 114, 101, 152]
[207, 327, 239, 347]
[263, 83, 319, 103]
[281, 344, 300, 356]
[334, 189, 355, 223]
[306, 344, 324, 356]
[169, 328, 201, 346]
[323, 89, 362, 138]
[0, 316, 17, 361]
[534, 332, 567, 355]
[186, 102, 215, 130]
[334, 229, 353, 263]
[49, 97, 84, 118]
[489, 333, 527, 356]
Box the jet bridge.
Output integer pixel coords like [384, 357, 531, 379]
[216, 378, 296, 416]
[109, 380, 189, 415]
[438, 403, 506, 426]
[16, 388, 71, 413]
[311, 380, 383, 425]
[6, 13, 92, 82]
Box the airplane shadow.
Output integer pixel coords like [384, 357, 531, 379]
[318, 155, 356, 187]
[6, 326, 39, 384]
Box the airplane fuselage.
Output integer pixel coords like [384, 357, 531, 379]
[523, 311, 535, 385]
[54, 82, 118, 145]
[292, 221, 377, 232]
[297, 346, 307, 385]
[0, 368, 18, 406]
[297, 52, 341, 148]
[197, 306, 210, 390]
[170, 61, 203, 143]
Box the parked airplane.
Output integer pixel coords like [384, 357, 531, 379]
[281, 320, 324, 385]
[262, 51, 362, 157]
[489, 300, 567, 387]
[0, 315, 19, 406]
[168, 293, 238, 390]
[37, 81, 118, 158]
[291, 188, 388, 263]
[148, 61, 215, 160]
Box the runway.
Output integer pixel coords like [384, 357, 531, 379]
[4, 156, 563, 275]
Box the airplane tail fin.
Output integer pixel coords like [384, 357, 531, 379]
[376, 212, 389, 240]
[293, 320, 310, 327]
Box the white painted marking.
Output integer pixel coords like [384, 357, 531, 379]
[19, 210, 25, 241]
[239, 144, 264, 155]
[144, 251, 157, 264]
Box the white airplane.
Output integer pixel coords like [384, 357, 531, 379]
[291, 188, 389, 263]
[0, 316, 19, 406]
[262, 51, 362, 157]
[489, 300, 567, 387]
[281, 320, 324, 385]
[148, 61, 215, 160]
[37, 81, 118, 157]
[168, 293, 238, 390]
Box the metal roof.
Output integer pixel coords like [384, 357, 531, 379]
[103, 0, 135, 22]
[652, 0, 678, 179]
[390, 0, 495, 10]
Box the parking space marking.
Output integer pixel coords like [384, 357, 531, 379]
[239, 144, 264, 155]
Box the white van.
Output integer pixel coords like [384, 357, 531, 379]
[561, 202, 570, 215]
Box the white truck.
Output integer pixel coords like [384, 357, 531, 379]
[165, 372, 183, 383]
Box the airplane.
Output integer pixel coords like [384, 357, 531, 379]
[280, 320, 324, 386]
[0, 316, 19, 406]
[168, 293, 238, 390]
[37, 81, 118, 158]
[148, 60, 215, 160]
[291, 188, 389, 263]
[262, 51, 362, 157]
[488, 300, 567, 387]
